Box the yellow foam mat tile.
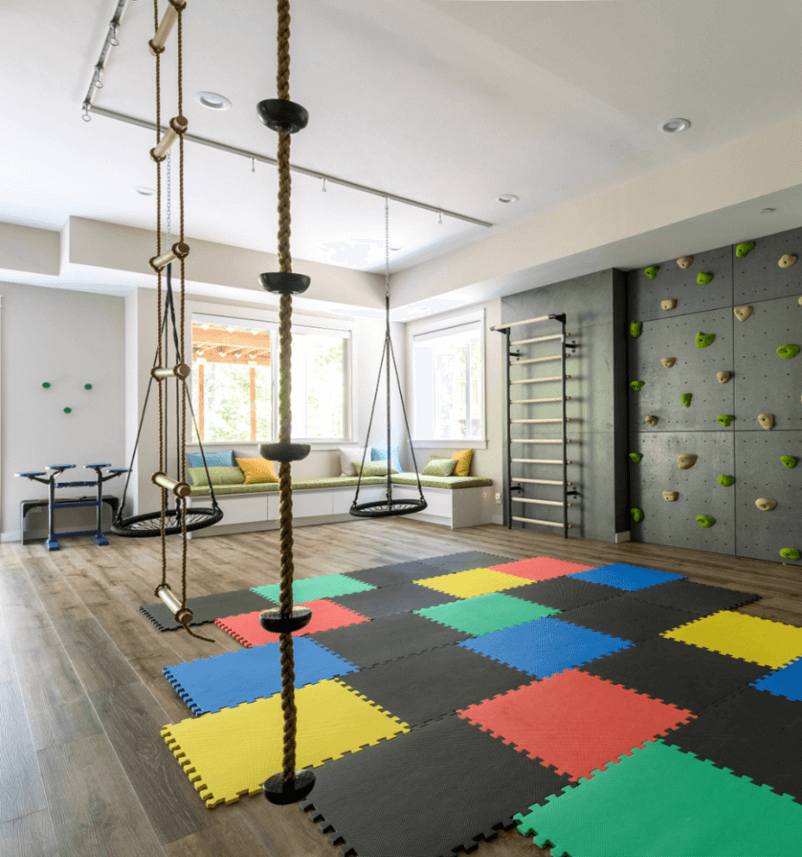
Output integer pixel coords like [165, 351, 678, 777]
[663, 610, 802, 669]
[413, 567, 533, 599]
[161, 679, 410, 808]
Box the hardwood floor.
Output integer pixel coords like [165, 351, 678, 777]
[1, 519, 800, 857]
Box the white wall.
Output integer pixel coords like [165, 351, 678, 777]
[1, 281, 126, 539]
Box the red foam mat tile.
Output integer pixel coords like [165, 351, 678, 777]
[489, 556, 597, 582]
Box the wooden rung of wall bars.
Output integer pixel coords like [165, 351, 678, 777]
[513, 439, 571, 444]
[510, 397, 571, 404]
[511, 418, 571, 424]
[512, 354, 570, 366]
[513, 516, 573, 529]
[149, 0, 187, 55]
[515, 478, 572, 486]
[510, 375, 571, 384]
[511, 458, 572, 465]
[151, 471, 192, 498]
[492, 315, 551, 331]
[511, 333, 569, 345]
[513, 497, 573, 507]
[150, 116, 188, 161]
[151, 363, 191, 381]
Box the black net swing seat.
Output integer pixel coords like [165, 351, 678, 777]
[350, 497, 427, 518]
[111, 505, 222, 537]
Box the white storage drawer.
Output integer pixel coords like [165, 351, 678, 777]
[214, 494, 269, 526]
[332, 485, 384, 514]
[393, 485, 451, 517]
[268, 490, 333, 520]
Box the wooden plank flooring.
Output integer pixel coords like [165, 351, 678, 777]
[1, 519, 800, 857]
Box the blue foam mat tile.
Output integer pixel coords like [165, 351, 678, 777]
[162, 636, 357, 715]
[569, 563, 686, 592]
[459, 616, 632, 678]
[754, 657, 802, 703]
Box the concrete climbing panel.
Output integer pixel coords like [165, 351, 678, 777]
[733, 225, 802, 305]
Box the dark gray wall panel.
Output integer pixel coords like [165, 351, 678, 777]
[733, 225, 802, 305]
[734, 431, 802, 566]
[628, 431, 735, 556]
[732, 294, 802, 432]
[628, 308, 735, 432]
[627, 245, 733, 323]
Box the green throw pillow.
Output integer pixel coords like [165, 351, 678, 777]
[422, 456, 458, 477]
[355, 460, 398, 477]
[187, 466, 245, 486]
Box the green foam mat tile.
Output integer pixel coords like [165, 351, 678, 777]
[415, 592, 560, 636]
[251, 574, 376, 604]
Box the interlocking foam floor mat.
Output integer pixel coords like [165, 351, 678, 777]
[419, 551, 517, 572]
[342, 560, 449, 589]
[416, 591, 560, 636]
[163, 637, 357, 715]
[251, 574, 375, 604]
[664, 611, 802, 669]
[515, 740, 802, 857]
[214, 599, 370, 647]
[162, 679, 409, 808]
[630, 579, 760, 616]
[328, 581, 459, 619]
[413, 567, 534, 599]
[301, 714, 571, 857]
[460, 669, 693, 782]
[140, 588, 272, 631]
[509, 575, 626, 610]
[489, 556, 596, 581]
[753, 657, 802, 702]
[570, 563, 686, 591]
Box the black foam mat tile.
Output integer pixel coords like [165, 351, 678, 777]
[329, 581, 459, 619]
[310, 611, 471, 669]
[664, 686, 802, 803]
[580, 636, 773, 713]
[341, 644, 534, 727]
[419, 551, 518, 573]
[510, 576, 625, 611]
[301, 714, 571, 857]
[629, 579, 761, 616]
[139, 588, 269, 631]
[342, 560, 448, 589]
[556, 595, 698, 643]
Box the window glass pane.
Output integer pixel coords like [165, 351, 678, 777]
[287, 333, 347, 439]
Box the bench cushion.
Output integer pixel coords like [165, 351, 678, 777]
[390, 473, 493, 490]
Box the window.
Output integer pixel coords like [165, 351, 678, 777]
[190, 313, 351, 443]
[411, 317, 484, 441]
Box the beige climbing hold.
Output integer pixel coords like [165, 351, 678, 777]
[677, 256, 693, 269]
[716, 371, 731, 384]
[678, 454, 697, 470]
[758, 413, 775, 431]
[661, 357, 677, 368]
[733, 306, 753, 322]
[755, 498, 777, 511]
[661, 299, 677, 310]
[663, 491, 678, 501]
[644, 415, 658, 426]
[778, 254, 797, 268]
[798, 295, 802, 305]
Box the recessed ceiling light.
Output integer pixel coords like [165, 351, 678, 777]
[759, 207, 776, 214]
[658, 117, 691, 134]
[194, 91, 232, 111]
[496, 194, 519, 204]
[135, 186, 156, 196]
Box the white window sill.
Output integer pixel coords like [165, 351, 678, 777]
[186, 441, 354, 452]
[411, 439, 489, 450]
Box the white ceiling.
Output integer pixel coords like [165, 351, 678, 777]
[1, 0, 802, 279]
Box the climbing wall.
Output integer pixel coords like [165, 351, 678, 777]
[627, 227, 802, 567]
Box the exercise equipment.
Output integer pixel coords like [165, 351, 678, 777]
[15, 464, 127, 550]
[349, 198, 427, 519]
[140, 588, 270, 632]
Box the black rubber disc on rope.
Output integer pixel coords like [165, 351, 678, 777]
[257, 98, 309, 133]
[259, 606, 313, 634]
[263, 768, 315, 805]
[111, 506, 222, 538]
[259, 442, 311, 463]
[259, 272, 311, 296]
[349, 498, 428, 519]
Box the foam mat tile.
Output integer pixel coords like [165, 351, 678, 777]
[163, 636, 357, 715]
[515, 740, 802, 857]
[460, 669, 694, 781]
[251, 574, 375, 604]
[489, 556, 596, 581]
[414, 567, 533, 599]
[754, 657, 802, 703]
[342, 560, 447, 589]
[140, 588, 272, 632]
[509, 576, 626, 611]
[301, 714, 571, 857]
[214, 599, 370, 647]
[630, 579, 761, 616]
[161, 679, 410, 809]
[460, 617, 631, 678]
[419, 551, 518, 573]
[664, 611, 802, 669]
[416, 592, 560, 636]
[328, 581, 459, 619]
[570, 563, 686, 591]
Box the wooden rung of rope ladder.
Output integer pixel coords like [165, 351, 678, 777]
[513, 516, 573, 529]
[149, 0, 187, 55]
[511, 397, 571, 404]
[511, 458, 572, 465]
[512, 354, 569, 366]
[511, 375, 571, 384]
[511, 333, 569, 345]
[513, 497, 573, 507]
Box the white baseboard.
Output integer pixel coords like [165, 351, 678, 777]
[615, 531, 631, 543]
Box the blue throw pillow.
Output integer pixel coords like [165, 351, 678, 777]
[371, 445, 403, 473]
[186, 449, 235, 469]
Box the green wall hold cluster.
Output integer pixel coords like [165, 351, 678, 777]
[735, 241, 755, 257]
[780, 548, 801, 561]
[776, 344, 800, 360]
[717, 415, 734, 427]
[629, 452, 643, 463]
[696, 272, 714, 285]
[696, 515, 716, 528]
[695, 332, 716, 348]
[780, 456, 797, 468]
[681, 393, 692, 407]
[630, 380, 645, 392]
[644, 266, 659, 279]
[630, 321, 643, 338]
[718, 475, 735, 487]
[631, 508, 644, 523]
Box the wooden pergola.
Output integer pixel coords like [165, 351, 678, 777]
[191, 323, 272, 441]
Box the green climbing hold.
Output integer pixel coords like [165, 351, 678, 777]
[780, 548, 801, 561]
[780, 456, 797, 469]
[696, 515, 716, 528]
[63, 407, 72, 414]
[630, 380, 645, 392]
[629, 452, 643, 464]
[42, 382, 51, 389]
[735, 241, 755, 257]
[776, 344, 800, 360]
[718, 474, 735, 487]
[84, 383, 93, 390]
[717, 415, 734, 427]
[631, 508, 643, 523]
[695, 332, 716, 348]
[630, 321, 643, 338]
[697, 272, 714, 285]
[644, 266, 658, 279]
[681, 393, 692, 407]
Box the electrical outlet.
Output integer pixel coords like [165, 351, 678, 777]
[495, 492, 502, 504]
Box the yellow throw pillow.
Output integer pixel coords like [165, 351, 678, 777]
[235, 457, 279, 485]
[451, 449, 473, 477]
